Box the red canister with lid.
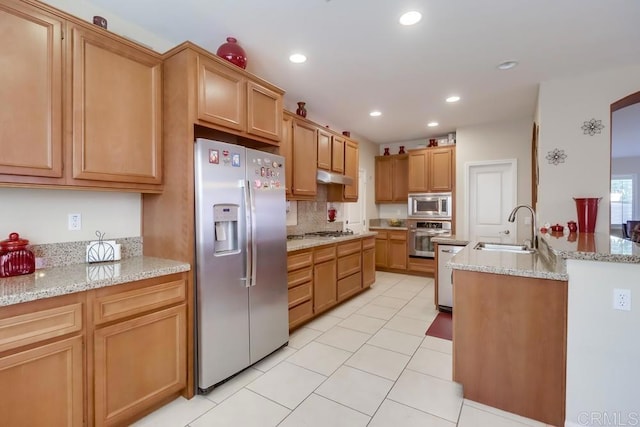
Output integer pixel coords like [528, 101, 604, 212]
[0, 232, 36, 277]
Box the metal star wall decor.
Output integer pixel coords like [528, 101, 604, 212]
[581, 118, 605, 136]
[546, 148, 567, 165]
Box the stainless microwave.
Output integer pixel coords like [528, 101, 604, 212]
[408, 193, 452, 219]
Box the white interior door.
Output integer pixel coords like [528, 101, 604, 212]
[466, 160, 517, 243]
[345, 168, 366, 233]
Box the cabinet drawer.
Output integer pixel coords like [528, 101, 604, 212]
[374, 230, 388, 240]
[389, 230, 407, 241]
[337, 252, 361, 279]
[289, 300, 313, 328]
[287, 250, 312, 271]
[93, 279, 186, 325]
[314, 245, 336, 263]
[288, 267, 312, 288]
[288, 282, 312, 308]
[338, 272, 362, 301]
[0, 303, 83, 354]
[337, 240, 361, 257]
[362, 237, 375, 250]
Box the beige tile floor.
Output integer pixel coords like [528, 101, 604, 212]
[132, 272, 553, 427]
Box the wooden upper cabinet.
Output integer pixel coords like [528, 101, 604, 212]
[375, 154, 408, 203]
[375, 156, 393, 202]
[393, 155, 409, 200]
[408, 149, 429, 192]
[0, 1, 63, 178]
[408, 146, 454, 193]
[197, 55, 245, 132]
[343, 139, 359, 200]
[197, 53, 283, 143]
[429, 147, 454, 192]
[71, 26, 162, 185]
[281, 114, 294, 196]
[317, 128, 332, 170]
[331, 135, 345, 173]
[292, 119, 317, 198]
[246, 80, 282, 141]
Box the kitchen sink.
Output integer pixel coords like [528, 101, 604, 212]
[473, 242, 536, 254]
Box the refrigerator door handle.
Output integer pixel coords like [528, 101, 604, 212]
[242, 180, 253, 288]
[247, 181, 258, 287]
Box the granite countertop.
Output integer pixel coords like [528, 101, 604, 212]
[448, 232, 640, 281]
[0, 256, 191, 307]
[368, 226, 408, 231]
[287, 231, 378, 252]
[449, 241, 567, 281]
[540, 232, 640, 263]
[432, 235, 470, 246]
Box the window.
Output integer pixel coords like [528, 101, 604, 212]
[611, 175, 634, 225]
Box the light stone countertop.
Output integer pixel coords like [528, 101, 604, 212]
[432, 235, 470, 246]
[0, 256, 191, 307]
[448, 232, 640, 281]
[449, 241, 568, 281]
[368, 226, 408, 231]
[287, 231, 378, 252]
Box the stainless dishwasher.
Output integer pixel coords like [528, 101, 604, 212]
[437, 244, 464, 311]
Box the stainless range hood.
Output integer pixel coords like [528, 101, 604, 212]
[316, 170, 354, 186]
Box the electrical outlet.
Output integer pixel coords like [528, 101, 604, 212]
[68, 213, 81, 231]
[613, 288, 631, 311]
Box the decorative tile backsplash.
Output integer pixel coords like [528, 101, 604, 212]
[286, 185, 344, 235]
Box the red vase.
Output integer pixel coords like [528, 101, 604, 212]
[399, 146, 405, 154]
[574, 197, 601, 233]
[296, 102, 307, 118]
[383, 148, 390, 156]
[216, 37, 247, 69]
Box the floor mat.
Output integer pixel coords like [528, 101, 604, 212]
[425, 311, 452, 341]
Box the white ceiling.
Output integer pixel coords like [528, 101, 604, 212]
[84, 0, 640, 144]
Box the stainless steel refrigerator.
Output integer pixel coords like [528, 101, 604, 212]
[194, 138, 288, 392]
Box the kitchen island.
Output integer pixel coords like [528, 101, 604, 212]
[448, 232, 640, 427]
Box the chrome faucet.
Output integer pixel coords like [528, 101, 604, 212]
[508, 204, 538, 250]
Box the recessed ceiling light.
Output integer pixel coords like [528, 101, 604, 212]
[446, 96, 460, 103]
[497, 60, 518, 70]
[399, 11, 422, 26]
[369, 111, 382, 117]
[289, 53, 307, 63]
[427, 122, 439, 127]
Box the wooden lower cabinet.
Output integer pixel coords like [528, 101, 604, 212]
[374, 229, 408, 271]
[287, 236, 375, 330]
[362, 237, 376, 287]
[453, 270, 567, 426]
[93, 304, 187, 427]
[0, 336, 84, 427]
[407, 256, 435, 275]
[313, 245, 337, 314]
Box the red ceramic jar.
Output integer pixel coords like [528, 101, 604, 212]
[0, 232, 35, 277]
[216, 37, 247, 69]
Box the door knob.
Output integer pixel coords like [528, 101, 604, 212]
[500, 230, 510, 235]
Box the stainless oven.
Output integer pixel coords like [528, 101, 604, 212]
[408, 220, 452, 258]
[408, 193, 452, 219]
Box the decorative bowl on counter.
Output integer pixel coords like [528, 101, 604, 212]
[387, 218, 402, 227]
[550, 224, 564, 232]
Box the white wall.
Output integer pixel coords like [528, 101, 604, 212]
[455, 117, 533, 240]
[537, 64, 640, 233]
[39, 0, 174, 52]
[356, 137, 379, 228]
[0, 188, 141, 244]
[565, 260, 640, 427]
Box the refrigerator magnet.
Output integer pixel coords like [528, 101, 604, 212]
[209, 149, 219, 164]
[232, 154, 240, 167]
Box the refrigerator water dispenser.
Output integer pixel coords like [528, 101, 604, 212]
[213, 204, 239, 254]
